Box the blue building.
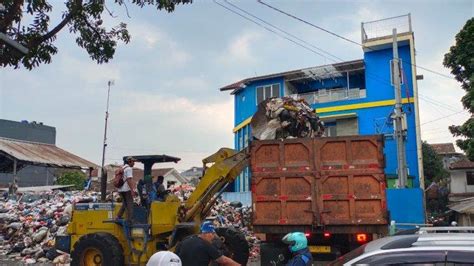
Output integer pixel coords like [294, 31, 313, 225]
[220, 16, 425, 224]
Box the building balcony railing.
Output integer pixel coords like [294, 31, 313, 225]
[290, 87, 366, 105]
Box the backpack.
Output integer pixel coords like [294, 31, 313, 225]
[113, 166, 125, 188]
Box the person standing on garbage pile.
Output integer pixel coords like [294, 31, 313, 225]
[282, 232, 313, 266]
[176, 221, 240, 266]
[116, 156, 137, 224]
[8, 182, 13, 197]
[147, 251, 182, 266]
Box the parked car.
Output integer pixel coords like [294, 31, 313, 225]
[329, 227, 474, 265]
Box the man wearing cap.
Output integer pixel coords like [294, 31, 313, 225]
[116, 157, 137, 224]
[176, 221, 240, 266]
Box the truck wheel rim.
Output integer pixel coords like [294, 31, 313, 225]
[83, 248, 103, 266]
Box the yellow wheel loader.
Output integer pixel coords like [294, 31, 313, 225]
[55, 148, 249, 265]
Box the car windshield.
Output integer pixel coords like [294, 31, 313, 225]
[328, 244, 366, 266]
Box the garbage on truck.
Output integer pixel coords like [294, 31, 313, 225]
[250, 97, 325, 140]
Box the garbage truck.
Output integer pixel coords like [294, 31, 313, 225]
[251, 135, 388, 263]
[55, 134, 387, 265]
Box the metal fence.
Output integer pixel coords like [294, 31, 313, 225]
[362, 14, 412, 42]
[290, 88, 366, 105]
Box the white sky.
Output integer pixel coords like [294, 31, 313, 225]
[1, 0, 473, 171]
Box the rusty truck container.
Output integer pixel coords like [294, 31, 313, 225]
[251, 135, 387, 234]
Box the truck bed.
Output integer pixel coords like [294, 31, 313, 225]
[250, 135, 387, 234]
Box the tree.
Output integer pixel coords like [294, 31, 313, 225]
[422, 142, 450, 218]
[422, 141, 449, 186]
[0, 0, 191, 69]
[56, 170, 87, 190]
[443, 18, 474, 160]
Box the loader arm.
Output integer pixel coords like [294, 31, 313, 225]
[181, 148, 249, 222]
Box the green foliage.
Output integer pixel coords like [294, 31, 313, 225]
[0, 0, 192, 69]
[443, 18, 474, 160]
[422, 141, 450, 217]
[56, 170, 87, 190]
[422, 141, 449, 187]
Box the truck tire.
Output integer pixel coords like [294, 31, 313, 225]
[71, 233, 124, 266]
[260, 242, 291, 266]
[215, 227, 249, 265]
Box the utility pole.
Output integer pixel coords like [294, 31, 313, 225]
[100, 80, 113, 201]
[0, 32, 29, 55]
[392, 28, 408, 188]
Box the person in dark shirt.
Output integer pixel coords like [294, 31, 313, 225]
[176, 221, 240, 266]
[154, 175, 166, 201]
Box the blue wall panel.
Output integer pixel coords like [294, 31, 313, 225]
[386, 188, 425, 226]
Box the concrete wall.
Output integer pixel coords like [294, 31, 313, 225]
[450, 169, 474, 194]
[456, 213, 473, 226]
[0, 119, 56, 144]
[1, 166, 57, 187]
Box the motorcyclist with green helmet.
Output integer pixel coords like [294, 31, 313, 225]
[282, 232, 313, 266]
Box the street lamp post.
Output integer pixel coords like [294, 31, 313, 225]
[100, 80, 113, 201]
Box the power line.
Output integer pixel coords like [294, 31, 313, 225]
[418, 92, 463, 112]
[217, 0, 466, 134]
[420, 110, 466, 126]
[221, 0, 343, 62]
[419, 95, 463, 113]
[218, 0, 411, 103]
[219, 1, 458, 115]
[257, 0, 455, 80]
[212, 0, 333, 60]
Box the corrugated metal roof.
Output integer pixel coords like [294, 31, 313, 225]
[0, 137, 98, 172]
[449, 197, 474, 214]
[219, 59, 365, 93]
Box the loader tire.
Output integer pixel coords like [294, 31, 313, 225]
[215, 227, 250, 265]
[71, 233, 124, 266]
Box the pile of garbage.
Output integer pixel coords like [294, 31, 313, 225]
[171, 185, 260, 262]
[251, 97, 325, 140]
[0, 190, 98, 264]
[0, 186, 260, 263]
[210, 199, 260, 261]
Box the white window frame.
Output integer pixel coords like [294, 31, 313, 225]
[256, 83, 281, 105]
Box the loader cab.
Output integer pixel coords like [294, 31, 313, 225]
[121, 154, 181, 222]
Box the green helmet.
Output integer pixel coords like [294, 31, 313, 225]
[282, 232, 308, 252]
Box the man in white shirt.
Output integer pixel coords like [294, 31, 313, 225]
[116, 156, 137, 224]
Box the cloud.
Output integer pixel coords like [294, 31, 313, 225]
[162, 76, 211, 94]
[218, 30, 262, 65]
[59, 55, 121, 87]
[126, 22, 191, 67]
[99, 90, 234, 169]
[416, 47, 470, 146]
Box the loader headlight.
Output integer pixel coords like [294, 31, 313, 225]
[131, 228, 146, 238]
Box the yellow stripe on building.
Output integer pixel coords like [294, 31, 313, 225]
[316, 98, 415, 113]
[232, 98, 415, 133]
[233, 117, 252, 133]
